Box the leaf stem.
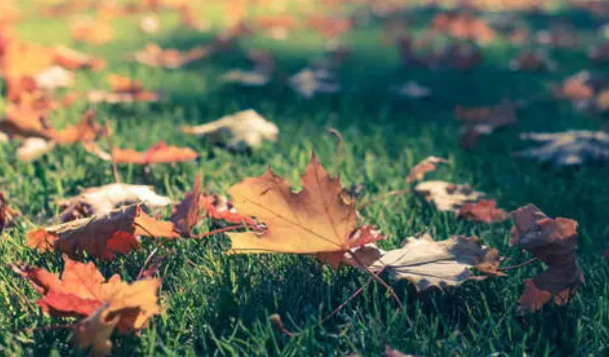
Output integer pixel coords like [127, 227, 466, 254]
[347, 251, 404, 309]
[498, 257, 538, 271]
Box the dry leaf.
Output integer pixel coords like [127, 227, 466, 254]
[510, 204, 583, 311]
[289, 68, 340, 98]
[87, 74, 161, 104]
[16, 137, 56, 162]
[415, 181, 482, 213]
[385, 346, 422, 357]
[133, 43, 208, 69]
[27, 204, 178, 260]
[34, 66, 74, 91]
[510, 50, 557, 71]
[406, 156, 448, 184]
[170, 174, 202, 237]
[516, 130, 609, 166]
[456, 102, 517, 149]
[457, 199, 508, 223]
[59, 183, 172, 222]
[182, 109, 278, 150]
[227, 154, 384, 257]
[54, 46, 106, 71]
[369, 234, 502, 291]
[111, 142, 198, 165]
[11, 256, 160, 357]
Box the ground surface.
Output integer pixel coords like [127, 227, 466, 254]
[1, 3, 609, 357]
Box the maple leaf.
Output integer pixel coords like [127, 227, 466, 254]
[170, 174, 202, 237]
[59, 183, 172, 222]
[27, 204, 178, 260]
[510, 204, 583, 311]
[87, 74, 161, 104]
[406, 156, 448, 184]
[133, 43, 209, 69]
[227, 154, 384, 257]
[457, 199, 508, 223]
[509, 50, 557, 71]
[111, 142, 198, 165]
[516, 130, 609, 166]
[456, 102, 517, 149]
[0, 103, 55, 140]
[11, 256, 160, 356]
[369, 234, 502, 291]
[415, 180, 482, 213]
[53, 45, 106, 71]
[182, 109, 279, 150]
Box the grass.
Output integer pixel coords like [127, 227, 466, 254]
[1, 2, 609, 356]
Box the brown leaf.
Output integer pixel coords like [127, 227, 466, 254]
[27, 204, 178, 260]
[456, 102, 517, 149]
[54, 45, 106, 71]
[406, 156, 448, 184]
[227, 153, 384, 258]
[133, 43, 209, 69]
[516, 130, 609, 166]
[170, 174, 202, 237]
[457, 199, 508, 223]
[415, 180, 482, 213]
[510, 204, 583, 311]
[111, 142, 198, 165]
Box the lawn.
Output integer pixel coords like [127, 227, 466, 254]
[1, 1, 609, 356]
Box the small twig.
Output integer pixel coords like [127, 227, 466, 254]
[104, 119, 121, 184]
[498, 257, 538, 271]
[320, 267, 385, 324]
[137, 247, 160, 280]
[269, 314, 300, 338]
[347, 251, 404, 309]
[328, 128, 343, 176]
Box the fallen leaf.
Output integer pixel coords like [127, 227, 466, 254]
[227, 154, 384, 258]
[170, 174, 202, 237]
[133, 43, 208, 69]
[510, 50, 557, 71]
[54, 46, 106, 71]
[16, 137, 55, 162]
[407, 156, 448, 184]
[458, 199, 508, 223]
[385, 346, 422, 357]
[510, 204, 583, 311]
[369, 234, 502, 291]
[289, 68, 340, 98]
[456, 102, 518, 149]
[27, 204, 178, 259]
[415, 180, 482, 213]
[11, 256, 160, 357]
[59, 183, 173, 222]
[516, 130, 609, 166]
[34, 66, 74, 91]
[111, 142, 198, 165]
[182, 109, 278, 150]
[87, 74, 161, 104]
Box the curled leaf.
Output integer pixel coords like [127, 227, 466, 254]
[406, 156, 447, 184]
[510, 204, 583, 311]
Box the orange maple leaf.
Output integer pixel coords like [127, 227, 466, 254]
[11, 256, 160, 356]
[227, 153, 383, 256]
[112, 142, 198, 165]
